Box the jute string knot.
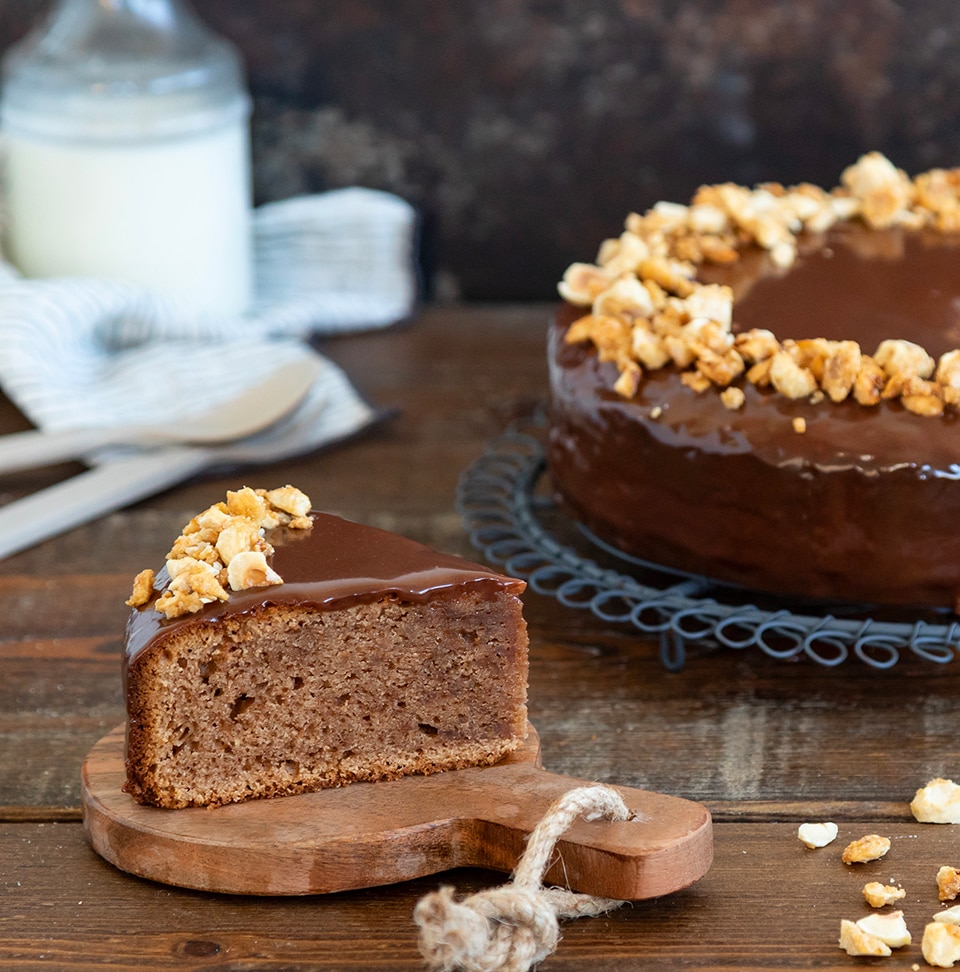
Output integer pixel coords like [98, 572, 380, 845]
[413, 784, 631, 972]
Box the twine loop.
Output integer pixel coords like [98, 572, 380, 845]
[414, 784, 631, 972]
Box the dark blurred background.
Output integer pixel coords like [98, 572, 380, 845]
[2, 0, 957, 300]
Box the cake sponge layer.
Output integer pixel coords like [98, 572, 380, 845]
[125, 589, 528, 809]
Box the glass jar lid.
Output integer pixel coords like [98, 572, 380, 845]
[0, 0, 250, 141]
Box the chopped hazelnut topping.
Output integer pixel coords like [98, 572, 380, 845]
[842, 834, 891, 864]
[770, 351, 818, 400]
[735, 328, 780, 364]
[227, 550, 283, 592]
[937, 350, 960, 390]
[923, 921, 960, 968]
[720, 386, 745, 411]
[797, 821, 838, 848]
[842, 152, 915, 229]
[939, 866, 960, 902]
[125, 569, 155, 608]
[839, 919, 891, 957]
[862, 881, 906, 908]
[594, 275, 656, 321]
[935, 906, 960, 926]
[856, 911, 912, 948]
[874, 338, 935, 382]
[912, 778, 960, 824]
[558, 262, 616, 304]
[613, 363, 642, 399]
[853, 354, 886, 406]
[631, 328, 670, 370]
[125, 485, 313, 619]
[822, 341, 862, 403]
[216, 518, 268, 567]
[559, 153, 960, 417]
[680, 370, 712, 394]
[746, 357, 774, 388]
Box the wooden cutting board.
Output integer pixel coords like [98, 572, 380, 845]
[81, 724, 712, 898]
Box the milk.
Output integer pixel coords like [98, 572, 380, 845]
[0, 0, 255, 318]
[3, 115, 253, 318]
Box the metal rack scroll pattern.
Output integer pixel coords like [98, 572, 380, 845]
[456, 423, 960, 671]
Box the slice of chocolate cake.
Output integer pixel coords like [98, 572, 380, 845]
[122, 487, 528, 809]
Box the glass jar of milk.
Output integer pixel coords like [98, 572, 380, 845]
[0, 0, 253, 317]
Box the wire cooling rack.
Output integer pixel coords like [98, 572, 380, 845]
[456, 418, 960, 671]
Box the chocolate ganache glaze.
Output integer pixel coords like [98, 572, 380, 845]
[124, 512, 525, 670]
[548, 224, 960, 610]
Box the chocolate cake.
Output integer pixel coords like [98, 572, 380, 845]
[123, 488, 529, 809]
[549, 154, 960, 611]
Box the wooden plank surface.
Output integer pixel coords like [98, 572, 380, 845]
[5, 820, 959, 969]
[4, 619, 956, 816]
[3, 304, 960, 970]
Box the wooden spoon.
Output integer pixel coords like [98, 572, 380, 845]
[0, 356, 322, 474]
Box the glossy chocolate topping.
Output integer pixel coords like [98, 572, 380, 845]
[124, 512, 524, 667]
[562, 223, 960, 475]
[548, 225, 960, 608]
[703, 223, 960, 356]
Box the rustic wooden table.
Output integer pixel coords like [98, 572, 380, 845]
[3, 304, 959, 970]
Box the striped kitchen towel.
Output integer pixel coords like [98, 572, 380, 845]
[0, 186, 417, 447]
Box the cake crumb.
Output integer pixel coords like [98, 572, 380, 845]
[792, 416, 807, 434]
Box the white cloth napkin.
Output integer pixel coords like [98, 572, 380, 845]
[0, 187, 417, 448]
